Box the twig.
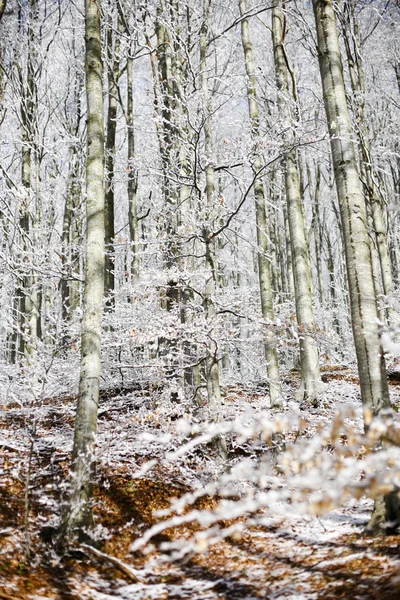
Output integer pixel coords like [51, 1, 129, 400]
[80, 543, 145, 584]
[208, 4, 274, 45]
[24, 422, 36, 557]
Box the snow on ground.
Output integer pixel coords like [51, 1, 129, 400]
[0, 366, 399, 599]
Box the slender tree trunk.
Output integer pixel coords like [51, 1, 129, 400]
[18, 0, 39, 364]
[62, 142, 82, 329]
[61, 58, 83, 339]
[272, 0, 321, 401]
[0, 0, 6, 21]
[394, 62, 400, 96]
[239, 0, 282, 407]
[326, 228, 341, 340]
[200, 0, 226, 460]
[308, 162, 324, 306]
[312, 0, 395, 533]
[62, 0, 105, 539]
[154, 1, 182, 379]
[127, 53, 139, 281]
[282, 201, 294, 298]
[104, 14, 121, 306]
[389, 162, 400, 286]
[268, 175, 281, 301]
[155, 1, 175, 213]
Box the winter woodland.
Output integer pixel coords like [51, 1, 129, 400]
[0, 0, 400, 597]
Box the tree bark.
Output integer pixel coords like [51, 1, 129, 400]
[312, 0, 395, 532]
[18, 0, 39, 364]
[62, 0, 105, 539]
[127, 53, 139, 280]
[239, 0, 282, 408]
[272, 0, 321, 401]
[0, 0, 6, 21]
[104, 13, 121, 306]
[341, 1, 395, 325]
[62, 67, 83, 332]
[200, 0, 227, 460]
[308, 162, 324, 306]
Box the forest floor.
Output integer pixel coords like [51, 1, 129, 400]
[1, 365, 400, 599]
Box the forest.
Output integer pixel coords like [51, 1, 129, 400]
[0, 0, 400, 598]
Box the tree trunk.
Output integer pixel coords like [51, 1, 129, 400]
[62, 67, 83, 334]
[62, 0, 105, 539]
[104, 14, 121, 306]
[272, 0, 321, 402]
[62, 142, 82, 329]
[126, 54, 139, 281]
[308, 162, 324, 306]
[326, 228, 341, 340]
[341, 1, 395, 325]
[18, 0, 39, 365]
[312, 0, 396, 534]
[0, 0, 6, 21]
[200, 0, 226, 460]
[239, 0, 282, 408]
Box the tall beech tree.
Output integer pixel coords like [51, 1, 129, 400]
[61, 61, 84, 331]
[16, 0, 39, 363]
[312, 0, 398, 532]
[104, 10, 122, 305]
[272, 0, 321, 402]
[340, 0, 395, 325]
[127, 49, 140, 281]
[239, 0, 282, 408]
[200, 0, 227, 459]
[62, 0, 105, 538]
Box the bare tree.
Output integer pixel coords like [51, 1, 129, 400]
[62, 0, 105, 539]
[340, 0, 395, 325]
[239, 0, 282, 408]
[200, 0, 227, 459]
[272, 0, 321, 402]
[104, 9, 122, 306]
[312, 0, 398, 533]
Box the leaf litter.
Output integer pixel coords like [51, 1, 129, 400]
[0, 366, 399, 599]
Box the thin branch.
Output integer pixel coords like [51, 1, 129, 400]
[208, 4, 275, 45]
[81, 543, 145, 584]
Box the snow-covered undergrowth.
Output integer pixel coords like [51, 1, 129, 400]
[127, 386, 400, 560]
[1, 364, 400, 599]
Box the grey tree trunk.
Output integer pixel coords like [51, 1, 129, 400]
[62, 143, 82, 328]
[239, 0, 282, 408]
[154, 0, 181, 375]
[341, 1, 395, 325]
[0, 0, 6, 21]
[18, 0, 39, 364]
[200, 0, 227, 460]
[127, 54, 139, 281]
[62, 0, 105, 539]
[272, 0, 321, 401]
[104, 15, 121, 305]
[326, 229, 341, 340]
[312, 0, 396, 534]
[308, 162, 324, 306]
[62, 67, 83, 332]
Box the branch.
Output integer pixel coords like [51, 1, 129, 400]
[208, 4, 275, 45]
[81, 543, 145, 584]
[214, 161, 243, 172]
[210, 152, 283, 240]
[138, 207, 151, 222]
